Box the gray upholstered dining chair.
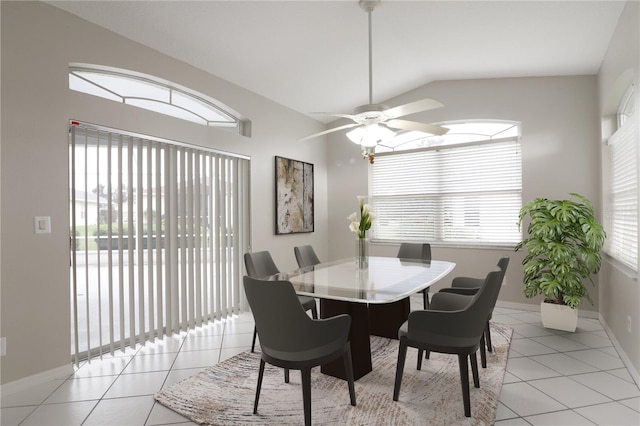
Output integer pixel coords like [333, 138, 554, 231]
[393, 267, 503, 418]
[436, 256, 509, 367]
[396, 242, 432, 309]
[294, 245, 321, 268]
[243, 276, 356, 426]
[244, 251, 318, 352]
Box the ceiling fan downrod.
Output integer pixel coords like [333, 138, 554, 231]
[360, 0, 380, 106]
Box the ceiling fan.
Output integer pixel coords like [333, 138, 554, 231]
[299, 0, 449, 158]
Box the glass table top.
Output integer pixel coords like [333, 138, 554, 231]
[270, 256, 456, 304]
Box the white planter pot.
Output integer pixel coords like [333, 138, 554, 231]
[540, 301, 578, 332]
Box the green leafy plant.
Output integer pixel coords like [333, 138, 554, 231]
[515, 193, 606, 309]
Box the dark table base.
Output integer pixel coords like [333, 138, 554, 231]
[320, 297, 410, 380]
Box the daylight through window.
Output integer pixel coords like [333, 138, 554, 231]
[69, 122, 250, 363]
[69, 66, 244, 132]
[606, 82, 638, 271]
[370, 121, 522, 246]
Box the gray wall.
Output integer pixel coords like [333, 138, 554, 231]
[0, 1, 328, 385]
[597, 1, 640, 380]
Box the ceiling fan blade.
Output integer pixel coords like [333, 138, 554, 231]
[385, 119, 449, 136]
[310, 112, 356, 120]
[298, 123, 359, 141]
[384, 99, 444, 119]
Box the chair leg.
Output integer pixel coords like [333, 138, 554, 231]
[423, 290, 430, 309]
[301, 368, 312, 426]
[417, 348, 430, 365]
[251, 327, 258, 353]
[393, 339, 408, 401]
[470, 353, 480, 388]
[254, 359, 266, 414]
[343, 346, 356, 406]
[311, 303, 318, 319]
[457, 354, 471, 417]
[485, 321, 493, 352]
[479, 334, 487, 368]
[284, 368, 290, 383]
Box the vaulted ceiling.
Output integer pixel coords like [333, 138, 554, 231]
[47, 1, 626, 123]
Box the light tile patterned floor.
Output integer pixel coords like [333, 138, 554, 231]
[1, 296, 639, 425]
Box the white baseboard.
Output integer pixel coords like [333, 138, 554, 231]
[495, 300, 540, 312]
[495, 300, 599, 319]
[600, 314, 640, 389]
[1, 364, 74, 396]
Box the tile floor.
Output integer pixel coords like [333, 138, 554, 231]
[1, 296, 639, 425]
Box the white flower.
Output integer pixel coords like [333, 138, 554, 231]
[347, 196, 375, 239]
[349, 221, 359, 233]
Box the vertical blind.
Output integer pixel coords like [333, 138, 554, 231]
[605, 114, 638, 270]
[370, 139, 522, 245]
[69, 123, 250, 363]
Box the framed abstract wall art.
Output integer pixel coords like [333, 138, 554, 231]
[275, 156, 314, 234]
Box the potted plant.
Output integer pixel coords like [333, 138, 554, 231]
[515, 193, 606, 331]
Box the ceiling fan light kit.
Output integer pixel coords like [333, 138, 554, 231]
[346, 123, 395, 147]
[299, 0, 449, 159]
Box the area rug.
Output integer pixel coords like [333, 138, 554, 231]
[155, 322, 512, 425]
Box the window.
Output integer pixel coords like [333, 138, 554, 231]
[605, 83, 637, 270]
[370, 121, 522, 246]
[69, 122, 250, 362]
[618, 82, 635, 128]
[69, 65, 248, 134]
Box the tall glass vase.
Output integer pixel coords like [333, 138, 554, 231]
[356, 237, 369, 270]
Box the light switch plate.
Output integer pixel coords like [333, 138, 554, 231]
[34, 216, 51, 234]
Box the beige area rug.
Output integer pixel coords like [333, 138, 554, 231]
[155, 322, 512, 425]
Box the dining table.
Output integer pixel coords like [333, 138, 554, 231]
[268, 256, 456, 380]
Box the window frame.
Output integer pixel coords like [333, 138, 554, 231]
[604, 81, 638, 271]
[69, 64, 248, 134]
[369, 121, 522, 248]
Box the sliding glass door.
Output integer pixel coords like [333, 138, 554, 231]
[69, 122, 250, 363]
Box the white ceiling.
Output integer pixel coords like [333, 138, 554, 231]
[47, 1, 625, 123]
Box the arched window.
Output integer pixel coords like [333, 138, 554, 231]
[375, 121, 519, 153]
[370, 121, 522, 246]
[617, 82, 635, 128]
[69, 65, 248, 135]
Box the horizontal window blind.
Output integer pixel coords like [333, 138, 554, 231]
[370, 139, 522, 245]
[605, 114, 638, 270]
[70, 123, 250, 363]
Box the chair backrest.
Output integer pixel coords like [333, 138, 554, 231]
[497, 256, 510, 281]
[409, 267, 502, 340]
[397, 243, 431, 262]
[244, 251, 280, 278]
[243, 276, 346, 352]
[489, 255, 510, 311]
[462, 267, 504, 336]
[294, 245, 321, 268]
